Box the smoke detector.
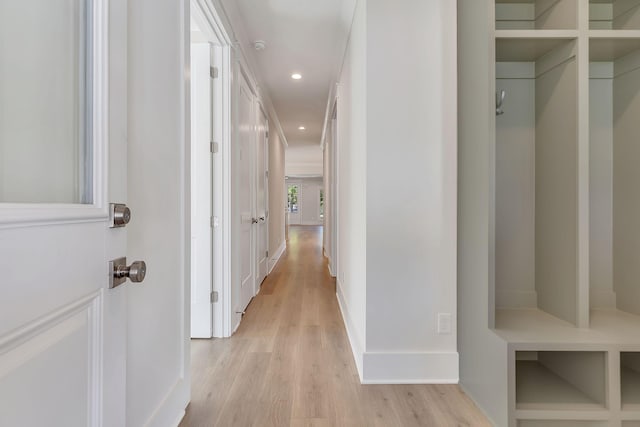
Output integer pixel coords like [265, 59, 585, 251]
[253, 40, 266, 51]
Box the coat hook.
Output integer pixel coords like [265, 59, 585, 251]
[496, 90, 505, 116]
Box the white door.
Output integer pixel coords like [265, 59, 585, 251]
[238, 72, 255, 312]
[190, 43, 213, 338]
[288, 183, 302, 225]
[0, 1, 128, 425]
[255, 108, 268, 288]
[0, 0, 189, 425]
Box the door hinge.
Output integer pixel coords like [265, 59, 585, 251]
[211, 291, 219, 303]
[266, 131, 269, 139]
[266, 250, 269, 258]
[210, 66, 219, 79]
[265, 170, 269, 179]
[210, 141, 219, 153]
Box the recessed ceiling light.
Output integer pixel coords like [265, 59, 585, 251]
[291, 73, 302, 80]
[298, 126, 306, 130]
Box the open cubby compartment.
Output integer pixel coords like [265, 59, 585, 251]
[496, 0, 577, 29]
[590, 0, 640, 29]
[621, 353, 640, 409]
[589, 38, 640, 317]
[495, 37, 582, 327]
[515, 351, 607, 410]
[518, 422, 608, 427]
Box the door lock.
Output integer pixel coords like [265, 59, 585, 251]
[109, 257, 147, 288]
[251, 218, 259, 224]
[110, 203, 131, 228]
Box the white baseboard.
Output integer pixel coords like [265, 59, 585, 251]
[361, 351, 459, 384]
[336, 280, 459, 384]
[268, 241, 286, 274]
[328, 260, 336, 277]
[143, 378, 189, 427]
[495, 289, 537, 309]
[336, 280, 364, 381]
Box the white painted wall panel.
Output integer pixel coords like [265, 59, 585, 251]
[365, 0, 457, 358]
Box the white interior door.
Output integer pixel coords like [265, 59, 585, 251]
[0, 1, 128, 425]
[0, 1, 190, 426]
[238, 72, 255, 312]
[190, 43, 213, 338]
[255, 108, 268, 288]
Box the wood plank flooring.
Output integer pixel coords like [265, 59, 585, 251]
[180, 226, 491, 427]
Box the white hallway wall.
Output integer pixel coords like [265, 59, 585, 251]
[335, 0, 458, 383]
[286, 145, 323, 176]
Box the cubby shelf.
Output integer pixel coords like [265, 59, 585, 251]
[496, 0, 577, 30]
[590, 1, 640, 30]
[459, 1, 640, 425]
[622, 353, 640, 411]
[515, 351, 607, 413]
[495, 33, 577, 60]
[589, 35, 640, 60]
[516, 363, 605, 410]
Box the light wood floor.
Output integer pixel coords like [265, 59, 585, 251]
[180, 226, 491, 427]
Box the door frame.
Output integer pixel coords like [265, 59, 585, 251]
[191, 0, 233, 338]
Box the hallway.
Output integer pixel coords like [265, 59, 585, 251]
[180, 226, 489, 426]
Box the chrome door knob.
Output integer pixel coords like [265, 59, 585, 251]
[110, 257, 147, 288]
[252, 218, 259, 224]
[115, 260, 147, 282]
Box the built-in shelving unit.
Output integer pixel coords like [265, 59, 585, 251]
[459, 1, 640, 426]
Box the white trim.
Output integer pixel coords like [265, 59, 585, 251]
[193, 0, 232, 46]
[327, 259, 336, 278]
[220, 42, 232, 338]
[268, 240, 286, 274]
[361, 351, 459, 384]
[191, 0, 233, 340]
[335, 279, 364, 381]
[142, 378, 189, 427]
[179, 0, 190, 394]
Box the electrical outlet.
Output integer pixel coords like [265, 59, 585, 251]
[438, 313, 452, 334]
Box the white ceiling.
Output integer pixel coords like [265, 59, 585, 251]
[220, 0, 356, 147]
